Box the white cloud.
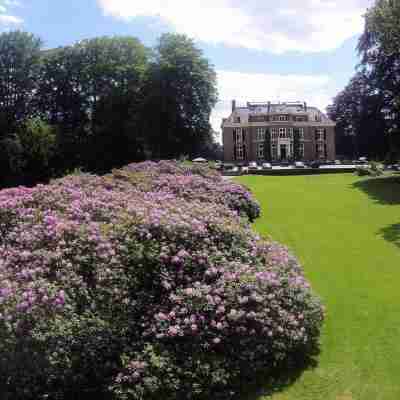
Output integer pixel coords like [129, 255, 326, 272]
[0, 14, 22, 24]
[211, 70, 334, 140]
[0, 0, 23, 25]
[97, 0, 372, 53]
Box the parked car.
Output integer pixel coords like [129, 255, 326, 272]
[280, 160, 290, 167]
[214, 161, 223, 170]
[294, 161, 305, 168]
[192, 157, 207, 163]
[310, 161, 321, 169]
[222, 163, 235, 171]
[262, 162, 272, 169]
[393, 164, 400, 171]
[334, 160, 342, 165]
[248, 162, 262, 171]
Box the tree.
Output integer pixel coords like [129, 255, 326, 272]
[37, 36, 150, 173]
[328, 72, 389, 160]
[141, 33, 218, 159]
[195, 131, 223, 160]
[0, 118, 57, 187]
[358, 0, 400, 158]
[17, 118, 57, 184]
[0, 31, 42, 136]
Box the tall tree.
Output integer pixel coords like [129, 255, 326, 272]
[0, 31, 42, 135]
[141, 33, 218, 159]
[37, 36, 150, 172]
[328, 72, 389, 159]
[358, 0, 400, 158]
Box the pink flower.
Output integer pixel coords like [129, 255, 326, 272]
[168, 326, 179, 336]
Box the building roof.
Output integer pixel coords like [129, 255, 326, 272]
[222, 101, 335, 127]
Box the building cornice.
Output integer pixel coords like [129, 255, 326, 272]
[222, 122, 336, 129]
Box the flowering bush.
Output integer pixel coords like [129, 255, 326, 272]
[118, 160, 260, 221]
[0, 161, 323, 399]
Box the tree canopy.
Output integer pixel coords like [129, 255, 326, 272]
[0, 31, 219, 187]
[330, 0, 400, 160]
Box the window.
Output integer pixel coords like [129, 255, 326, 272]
[279, 115, 288, 121]
[236, 144, 244, 160]
[288, 128, 293, 139]
[271, 128, 278, 139]
[279, 128, 286, 138]
[316, 142, 324, 158]
[271, 143, 277, 160]
[299, 143, 305, 157]
[235, 116, 241, 123]
[256, 128, 265, 141]
[235, 128, 243, 143]
[298, 128, 304, 139]
[316, 128, 325, 141]
[257, 143, 264, 158]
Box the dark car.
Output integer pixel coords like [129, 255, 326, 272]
[310, 161, 321, 169]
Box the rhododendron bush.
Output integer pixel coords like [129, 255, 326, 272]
[0, 161, 324, 399]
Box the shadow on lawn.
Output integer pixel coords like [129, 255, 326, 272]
[237, 352, 319, 400]
[378, 223, 400, 248]
[352, 175, 400, 205]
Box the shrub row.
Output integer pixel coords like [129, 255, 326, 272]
[0, 161, 323, 399]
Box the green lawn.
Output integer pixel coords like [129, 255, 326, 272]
[236, 173, 400, 400]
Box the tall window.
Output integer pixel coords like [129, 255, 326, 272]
[279, 115, 288, 121]
[316, 128, 325, 141]
[279, 127, 286, 138]
[271, 128, 278, 139]
[235, 128, 243, 143]
[316, 143, 324, 158]
[298, 128, 304, 139]
[237, 144, 244, 160]
[256, 128, 265, 141]
[271, 143, 277, 160]
[257, 143, 264, 158]
[288, 128, 293, 139]
[299, 143, 305, 157]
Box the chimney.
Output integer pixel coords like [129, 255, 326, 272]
[304, 102, 307, 111]
[267, 101, 271, 113]
[231, 100, 236, 113]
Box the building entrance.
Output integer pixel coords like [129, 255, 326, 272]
[280, 144, 287, 160]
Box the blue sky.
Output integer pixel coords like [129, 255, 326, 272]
[0, 0, 373, 137]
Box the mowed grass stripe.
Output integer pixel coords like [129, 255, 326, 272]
[236, 174, 400, 400]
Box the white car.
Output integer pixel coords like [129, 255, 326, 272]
[248, 162, 263, 171]
[248, 162, 258, 169]
[262, 162, 272, 169]
[294, 161, 305, 168]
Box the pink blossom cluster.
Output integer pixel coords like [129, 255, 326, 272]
[0, 161, 323, 399]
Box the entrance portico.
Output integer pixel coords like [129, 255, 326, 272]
[277, 138, 292, 160]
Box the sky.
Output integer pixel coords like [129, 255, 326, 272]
[0, 0, 374, 139]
